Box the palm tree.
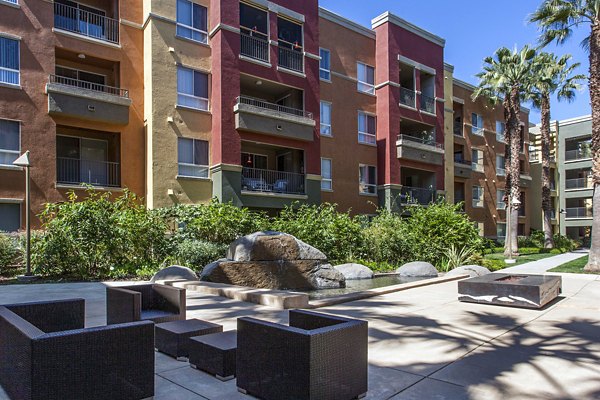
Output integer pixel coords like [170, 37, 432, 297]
[473, 46, 536, 258]
[530, 52, 585, 249]
[531, 0, 600, 271]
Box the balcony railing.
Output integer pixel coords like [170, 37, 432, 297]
[530, 151, 556, 163]
[453, 123, 463, 137]
[565, 177, 592, 190]
[420, 93, 435, 114]
[565, 207, 593, 219]
[496, 133, 505, 143]
[565, 148, 592, 161]
[54, 2, 119, 44]
[397, 134, 443, 150]
[57, 157, 120, 187]
[399, 87, 416, 108]
[454, 155, 470, 166]
[400, 186, 438, 205]
[240, 29, 269, 62]
[496, 168, 506, 176]
[472, 163, 484, 173]
[242, 167, 305, 195]
[278, 44, 303, 73]
[49, 74, 129, 98]
[236, 95, 313, 119]
[0, 67, 19, 86]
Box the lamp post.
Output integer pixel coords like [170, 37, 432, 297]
[13, 151, 37, 282]
[505, 195, 522, 264]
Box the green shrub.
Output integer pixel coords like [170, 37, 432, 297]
[481, 258, 506, 271]
[553, 233, 578, 252]
[352, 259, 396, 273]
[271, 203, 363, 264]
[360, 209, 411, 268]
[170, 239, 228, 271]
[441, 245, 476, 272]
[518, 231, 545, 248]
[0, 233, 20, 275]
[549, 248, 562, 255]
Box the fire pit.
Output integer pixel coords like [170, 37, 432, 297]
[458, 273, 562, 309]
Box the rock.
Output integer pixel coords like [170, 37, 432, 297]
[334, 263, 374, 280]
[227, 231, 326, 262]
[445, 265, 491, 278]
[151, 265, 198, 283]
[396, 261, 438, 277]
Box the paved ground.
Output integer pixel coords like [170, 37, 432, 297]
[0, 262, 599, 399]
[503, 249, 590, 274]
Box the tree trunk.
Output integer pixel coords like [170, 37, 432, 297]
[585, 21, 600, 271]
[540, 94, 554, 248]
[503, 89, 522, 257]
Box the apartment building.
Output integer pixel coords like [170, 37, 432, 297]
[0, 0, 532, 238]
[529, 116, 593, 243]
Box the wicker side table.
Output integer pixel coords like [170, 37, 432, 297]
[155, 319, 222, 360]
[189, 330, 237, 381]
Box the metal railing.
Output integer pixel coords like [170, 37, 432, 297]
[565, 177, 592, 190]
[496, 133, 505, 143]
[240, 29, 269, 62]
[236, 95, 313, 119]
[400, 186, 438, 205]
[565, 148, 592, 161]
[0, 67, 19, 86]
[420, 93, 435, 113]
[242, 167, 305, 195]
[565, 207, 593, 219]
[54, 2, 119, 44]
[472, 163, 484, 173]
[57, 157, 120, 187]
[397, 134, 443, 150]
[472, 126, 484, 136]
[454, 155, 470, 166]
[49, 74, 129, 98]
[278, 45, 303, 73]
[453, 123, 463, 137]
[399, 87, 415, 108]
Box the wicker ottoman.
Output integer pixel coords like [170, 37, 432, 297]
[189, 330, 237, 381]
[155, 319, 222, 360]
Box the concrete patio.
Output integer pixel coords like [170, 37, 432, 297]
[0, 267, 599, 399]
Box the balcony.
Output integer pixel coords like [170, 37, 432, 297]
[565, 177, 593, 190]
[565, 207, 593, 219]
[396, 134, 444, 166]
[54, 1, 119, 45]
[278, 44, 303, 73]
[399, 186, 439, 205]
[454, 156, 472, 179]
[242, 167, 305, 195]
[57, 157, 120, 188]
[453, 122, 462, 137]
[565, 148, 592, 161]
[240, 29, 269, 63]
[399, 87, 416, 108]
[46, 74, 131, 124]
[420, 93, 435, 114]
[519, 173, 533, 188]
[471, 162, 484, 173]
[234, 95, 315, 141]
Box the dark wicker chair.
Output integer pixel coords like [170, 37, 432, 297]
[237, 309, 368, 400]
[106, 283, 186, 325]
[0, 298, 154, 400]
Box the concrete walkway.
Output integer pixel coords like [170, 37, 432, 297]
[503, 249, 589, 274]
[0, 271, 599, 399]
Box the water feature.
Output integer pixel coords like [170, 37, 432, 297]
[302, 275, 426, 300]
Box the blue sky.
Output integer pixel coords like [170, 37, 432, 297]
[319, 0, 592, 124]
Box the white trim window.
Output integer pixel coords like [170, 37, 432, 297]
[471, 148, 484, 172]
[176, 0, 208, 44]
[496, 189, 506, 210]
[0, 119, 20, 166]
[320, 101, 332, 136]
[471, 113, 484, 135]
[496, 222, 506, 238]
[319, 48, 330, 81]
[177, 66, 209, 110]
[2, 0, 19, 4]
[472, 185, 484, 208]
[0, 36, 19, 85]
[496, 154, 506, 176]
[359, 164, 376, 195]
[0, 202, 20, 232]
[321, 158, 332, 191]
[178, 138, 209, 178]
[496, 120, 506, 142]
[357, 62, 374, 94]
[358, 111, 376, 145]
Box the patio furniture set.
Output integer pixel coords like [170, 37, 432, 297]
[0, 283, 368, 400]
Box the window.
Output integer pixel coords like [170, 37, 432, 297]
[471, 149, 484, 172]
[497, 189, 506, 210]
[321, 158, 332, 191]
[178, 138, 209, 178]
[471, 113, 483, 135]
[496, 222, 506, 239]
[2, 0, 18, 4]
[474, 221, 484, 236]
[496, 121, 505, 142]
[177, 66, 209, 110]
[0, 202, 20, 232]
[358, 112, 376, 145]
[472, 185, 484, 208]
[496, 155, 505, 176]
[0, 36, 19, 85]
[176, 0, 208, 44]
[359, 164, 376, 194]
[241, 152, 267, 170]
[320, 101, 332, 136]
[319, 48, 330, 81]
[0, 119, 19, 166]
[357, 62, 374, 94]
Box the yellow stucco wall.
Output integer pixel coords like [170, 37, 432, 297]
[443, 67, 455, 203]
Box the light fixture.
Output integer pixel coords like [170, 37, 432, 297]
[13, 151, 37, 282]
[78, 53, 86, 59]
[255, 80, 263, 86]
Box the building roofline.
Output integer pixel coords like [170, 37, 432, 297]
[444, 62, 454, 72]
[318, 7, 376, 39]
[556, 114, 592, 126]
[453, 78, 530, 114]
[371, 12, 445, 47]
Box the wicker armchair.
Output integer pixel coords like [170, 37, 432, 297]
[106, 283, 186, 325]
[236, 309, 368, 400]
[0, 298, 154, 400]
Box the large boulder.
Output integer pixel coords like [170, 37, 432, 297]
[445, 265, 491, 278]
[227, 231, 327, 262]
[334, 263, 374, 280]
[151, 265, 198, 283]
[396, 261, 438, 277]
